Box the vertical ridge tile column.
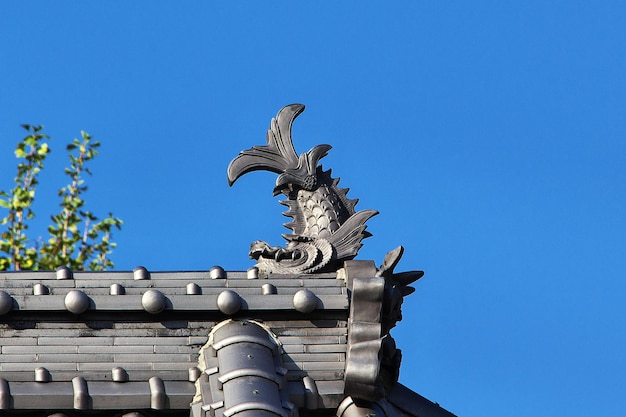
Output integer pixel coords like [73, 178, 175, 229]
[192, 320, 294, 417]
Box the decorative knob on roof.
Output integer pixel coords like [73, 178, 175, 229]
[142, 290, 167, 314]
[133, 266, 150, 280]
[110, 283, 126, 295]
[35, 367, 51, 383]
[209, 266, 226, 279]
[186, 283, 202, 295]
[293, 289, 319, 313]
[261, 283, 277, 295]
[217, 290, 242, 315]
[247, 267, 259, 279]
[65, 290, 90, 314]
[112, 367, 129, 382]
[72, 376, 89, 410]
[33, 283, 50, 295]
[56, 266, 73, 280]
[149, 377, 166, 410]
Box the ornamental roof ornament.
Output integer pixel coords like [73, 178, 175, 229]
[228, 104, 378, 276]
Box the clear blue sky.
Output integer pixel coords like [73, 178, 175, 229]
[1, 2, 625, 416]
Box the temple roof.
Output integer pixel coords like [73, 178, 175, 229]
[0, 266, 454, 416]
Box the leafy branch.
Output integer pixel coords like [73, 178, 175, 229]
[0, 125, 49, 270]
[0, 126, 123, 271]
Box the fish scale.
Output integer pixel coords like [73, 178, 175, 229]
[297, 185, 342, 240]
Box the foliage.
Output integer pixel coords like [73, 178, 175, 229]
[0, 125, 123, 271]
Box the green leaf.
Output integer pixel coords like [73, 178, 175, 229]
[37, 143, 50, 156]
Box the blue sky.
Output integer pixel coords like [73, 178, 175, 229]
[1, 2, 625, 416]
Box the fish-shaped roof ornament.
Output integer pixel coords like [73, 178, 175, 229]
[228, 104, 378, 275]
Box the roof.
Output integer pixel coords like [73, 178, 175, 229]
[0, 265, 455, 417]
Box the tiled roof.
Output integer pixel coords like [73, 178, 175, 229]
[0, 266, 455, 417]
[0, 267, 349, 414]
